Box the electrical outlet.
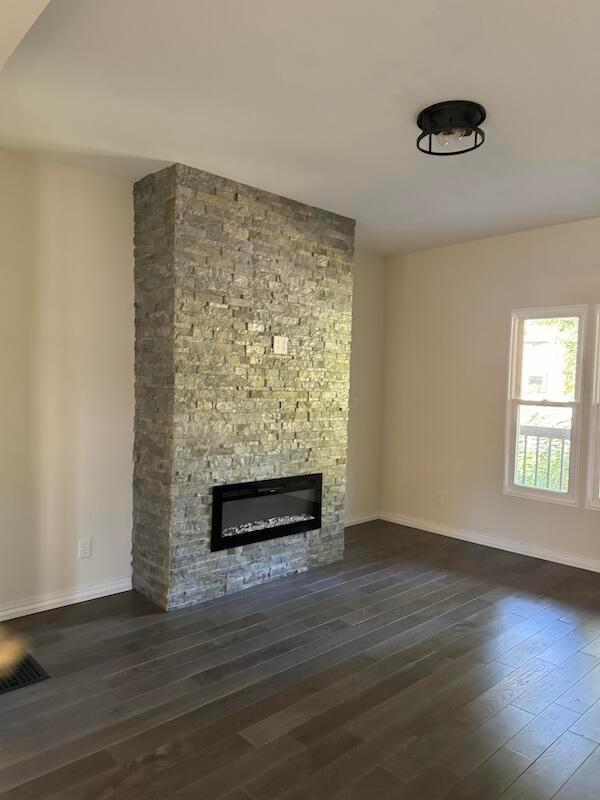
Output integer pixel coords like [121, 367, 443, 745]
[434, 490, 444, 506]
[78, 537, 92, 559]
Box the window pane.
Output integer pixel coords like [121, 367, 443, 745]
[520, 317, 579, 402]
[514, 404, 572, 492]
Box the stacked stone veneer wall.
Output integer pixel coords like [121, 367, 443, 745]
[133, 163, 355, 609]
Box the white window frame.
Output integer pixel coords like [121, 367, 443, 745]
[586, 305, 600, 510]
[504, 305, 587, 506]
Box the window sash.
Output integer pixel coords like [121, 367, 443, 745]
[506, 399, 577, 499]
[504, 305, 586, 505]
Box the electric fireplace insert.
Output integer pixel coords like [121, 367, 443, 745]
[211, 473, 322, 551]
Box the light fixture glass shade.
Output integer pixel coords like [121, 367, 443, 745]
[416, 101, 486, 156]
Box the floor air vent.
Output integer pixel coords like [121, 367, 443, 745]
[0, 654, 49, 695]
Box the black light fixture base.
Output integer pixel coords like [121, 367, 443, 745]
[416, 100, 486, 156]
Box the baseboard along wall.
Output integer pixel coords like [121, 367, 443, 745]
[0, 576, 133, 623]
[344, 513, 380, 527]
[379, 511, 600, 575]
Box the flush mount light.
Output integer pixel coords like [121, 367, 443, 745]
[416, 100, 486, 156]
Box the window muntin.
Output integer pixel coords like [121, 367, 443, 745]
[505, 307, 586, 505]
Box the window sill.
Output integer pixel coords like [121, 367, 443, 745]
[503, 484, 578, 507]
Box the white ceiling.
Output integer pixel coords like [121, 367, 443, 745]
[3, 0, 600, 253]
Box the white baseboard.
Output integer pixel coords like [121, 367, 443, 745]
[345, 513, 379, 527]
[0, 575, 133, 623]
[379, 511, 600, 575]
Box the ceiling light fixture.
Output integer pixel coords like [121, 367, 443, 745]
[416, 100, 486, 156]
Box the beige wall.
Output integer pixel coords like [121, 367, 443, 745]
[0, 149, 134, 618]
[0, 0, 50, 69]
[382, 219, 600, 569]
[346, 250, 386, 524]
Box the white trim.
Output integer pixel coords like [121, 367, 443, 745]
[502, 484, 579, 507]
[507, 305, 589, 323]
[379, 511, 600, 575]
[0, 576, 133, 623]
[345, 513, 379, 527]
[504, 305, 588, 506]
[586, 305, 600, 510]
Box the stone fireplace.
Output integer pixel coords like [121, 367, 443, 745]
[132, 163, 355, 610]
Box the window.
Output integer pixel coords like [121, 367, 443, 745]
[587, 306, 600, 509]
[504, 306, 587, 505]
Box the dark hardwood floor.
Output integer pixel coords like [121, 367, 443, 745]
[2, 520, 600, 799]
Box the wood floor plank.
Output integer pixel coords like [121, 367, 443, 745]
[495, 619, 575, 667]
[538, 620, 600, 665]
[0, 752, 116, 800]
[288, 724, 416, 800]
[169, 736, 305, 800]
[438, 704, 534, 780]
[329, 766, 402, 800]
[385, 704, 534, 800]
[444, 747, 530, 800]
[569, 697, 600, 743]
[556, 662, 600, 713]
[460, 658, 554, 725]
[512, 651, 599, 715]
[504, 701, 581, 760]
[385, 710, 479, 781]
[497, 731, 597, 799]
[350, 654, 515, 741]
[243, 728, 361, 800]
[553, 746, 600, 799]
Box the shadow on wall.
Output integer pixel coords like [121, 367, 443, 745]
[1, 153, 43, 614]
[0, 149, 136, 620]
[0, 136, 171, 182]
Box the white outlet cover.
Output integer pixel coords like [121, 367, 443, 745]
[78, 537, 92, 559]
[273, 335, 288, 355]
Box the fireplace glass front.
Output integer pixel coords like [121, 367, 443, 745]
[211, 474, 322, 551]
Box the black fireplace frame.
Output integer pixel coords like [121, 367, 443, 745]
[211, 473, 322, 551]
